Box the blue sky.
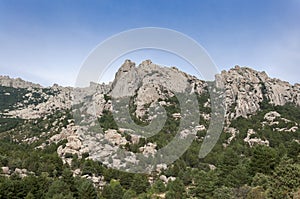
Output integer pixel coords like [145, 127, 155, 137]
[0, 0, 299, 86]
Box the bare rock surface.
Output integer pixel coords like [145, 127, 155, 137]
[244, 129, 269, 147]
[216, 66, 300, 119]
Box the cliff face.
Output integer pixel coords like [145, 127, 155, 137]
[110, 60, 300, 120]
[111, 59, 206, 117]
[112, 59, 205, 97]
[216, 66, 300, 119]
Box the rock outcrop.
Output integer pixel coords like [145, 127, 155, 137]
[6, 87, 72, 119]
[110, 59, 206, 118]
[216, 66, 300, 119]
[244, 129, 269, 147]
[0, 75, 41, 88]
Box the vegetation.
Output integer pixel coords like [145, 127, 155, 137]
[0, 88, 299, 198]
[0, 86, 56, 112]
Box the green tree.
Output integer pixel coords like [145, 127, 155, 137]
[52, 193, 73, 199]
[130, 174, 150, 194]
[213, 186, 234, 199]
[102, 180, 123, 199]
[166, 179, 185, 199]
[165, 190, 176, 199]
[191, 170, 218, 198]
[152, 179, 166, 193]
[251, 173, 270, 190]
[45, 179, 72, 199]
[267, 159, 300, 198]
[119, 172, 134, 189]
[224, 164, 251, 187]
[246, 187, 266, 199]
[287, 141, 300, 162]
[122, 189, 136, 199]
[62, 168, 76, 193]
[77, 179, 98, 199]
[249, 145, 278, 175]
[25, 192, 35, 199]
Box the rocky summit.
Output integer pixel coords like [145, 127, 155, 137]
[0, 60, 299, 198]
[217, 66, 300, 118]
[1, 60, 299, 121]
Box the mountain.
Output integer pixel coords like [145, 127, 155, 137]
[0, 60, 299, 198]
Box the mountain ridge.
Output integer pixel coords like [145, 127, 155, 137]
[1, 60, 299, 121]
[0, 60, 299, 198]
[1, 62, 299, 89]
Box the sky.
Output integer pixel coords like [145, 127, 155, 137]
[0, 0, 299, 86]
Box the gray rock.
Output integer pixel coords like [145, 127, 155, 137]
[1, 167, 10, 175]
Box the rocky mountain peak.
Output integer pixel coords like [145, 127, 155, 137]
[1, 61, 299, 121]
[138, 59, 153, 67]
[220, 65, 269, 83]
[120, 59, 136, 72]
[216, 65, 300, 119]
[110, 59, 139, 98]
[0, 75, 41, 89]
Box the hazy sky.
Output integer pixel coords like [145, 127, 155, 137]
[0, 0, 299, 86]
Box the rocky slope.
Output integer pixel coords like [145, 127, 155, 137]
[0, 60, 299, 172]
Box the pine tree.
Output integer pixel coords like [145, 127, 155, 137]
[130, 174, 150, 194]
[267, 159, 300, 198]
[78, 179, 98, 199]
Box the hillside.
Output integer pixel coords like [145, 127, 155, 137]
[0, 60, 299, 198]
